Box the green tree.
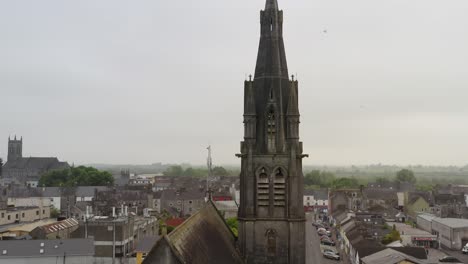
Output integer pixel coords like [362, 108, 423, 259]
[381, 224, 401, 244]
[304, 170, 336, 188]
[39, 166, 113, 187]
[396, 169, 416, 184]
[376, 177, 390, 185]
[50, 207, 60, 218]
[331, 177, 359, 189]
[163, 166, 184, 177]
[212, 166, 228, 177]
[226, 217, 238, 237]
[182, 167, 195, 177]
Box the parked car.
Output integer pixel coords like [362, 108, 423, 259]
[323, 251, 340, 260]
[318, 229, 332, 237]
[462, 243, 468, 254]
[439, 256, 462, 263]
[323, 248, 339, 256]
[321, 240, 336, 246]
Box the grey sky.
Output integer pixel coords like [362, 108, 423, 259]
[1, 0, 467, 166]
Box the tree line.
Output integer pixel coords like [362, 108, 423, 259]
[39, 166, 114, 187]
[304, 168, 417, 190]
[162, 165, 232, 177]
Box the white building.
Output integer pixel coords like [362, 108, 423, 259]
[7, 197, 52, 210]
[303, 189, 328, 208]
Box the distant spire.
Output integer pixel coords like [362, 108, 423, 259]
[265, 0, 279, 10]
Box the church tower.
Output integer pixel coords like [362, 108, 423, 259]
[7, 136, 23, 162]
[237, 0, 306, 263]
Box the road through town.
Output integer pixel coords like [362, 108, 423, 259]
[306, 213, 343, 264]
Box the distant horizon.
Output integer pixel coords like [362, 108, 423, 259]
[82, 162, 468, 168]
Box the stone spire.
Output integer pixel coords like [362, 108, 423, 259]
[237, 1, 305, 262]
[254, 0, 288, 79]
[265, 0, 278, 10]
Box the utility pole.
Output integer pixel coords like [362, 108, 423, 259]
[112, 221, 116, 264]
[206, 146, 213, 201]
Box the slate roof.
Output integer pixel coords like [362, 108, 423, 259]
[0, 238, 94, 258]
[144, 201, 244, 264]
[3, 157, 69, 171]
[361, 248, 426, 264]
[75, 186, 110, 197]
[7, 186, 62, 198]
[353, 240, 427, 262]
[434, 193, 465, 204]
[161, 188, 206, 201]
[408, 191, 433, 205]
[364, 188, 397, 201]
[391, 247, 427, 259]
[303, 189, 328, 200]
[135, 236, 159, 253]
[367, 182, 399, 189]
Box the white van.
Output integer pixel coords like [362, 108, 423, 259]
[462, 243, 468, 254]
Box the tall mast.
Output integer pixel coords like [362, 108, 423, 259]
[206, 146, 213, 201]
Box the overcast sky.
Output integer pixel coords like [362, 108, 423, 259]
[1, 0, 467, 166]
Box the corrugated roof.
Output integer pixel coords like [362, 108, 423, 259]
[5, 219, 57, 233]
[38, 218, 79, 234]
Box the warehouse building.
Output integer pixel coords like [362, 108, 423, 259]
[417, 214, 468, 250]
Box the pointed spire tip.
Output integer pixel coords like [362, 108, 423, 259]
[265, 0, 279, 10]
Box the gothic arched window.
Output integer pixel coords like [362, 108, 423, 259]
[274, 168, 286, 207]
[267, 109, 276, 152]
[266, 229, 277, 256]
[257, 167, 269, 207]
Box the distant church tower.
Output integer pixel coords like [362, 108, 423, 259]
[237, 0, 306, 263]
[8, 136, 23, 162]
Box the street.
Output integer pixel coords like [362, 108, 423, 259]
[440, 248, 468, 264]
[306, 213, 344, 264]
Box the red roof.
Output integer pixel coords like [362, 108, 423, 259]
[166, 218, 185, 227]
[212, 196, 232, 201]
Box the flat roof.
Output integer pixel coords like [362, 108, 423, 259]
[433, 218, 468, 229]
[393, 222, 436, 237]
[417, 214, 436, 222]
[0, 238, 94, 258]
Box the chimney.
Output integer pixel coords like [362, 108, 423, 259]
[112, 207, 116, 218]
[124, 206, 128, 216]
